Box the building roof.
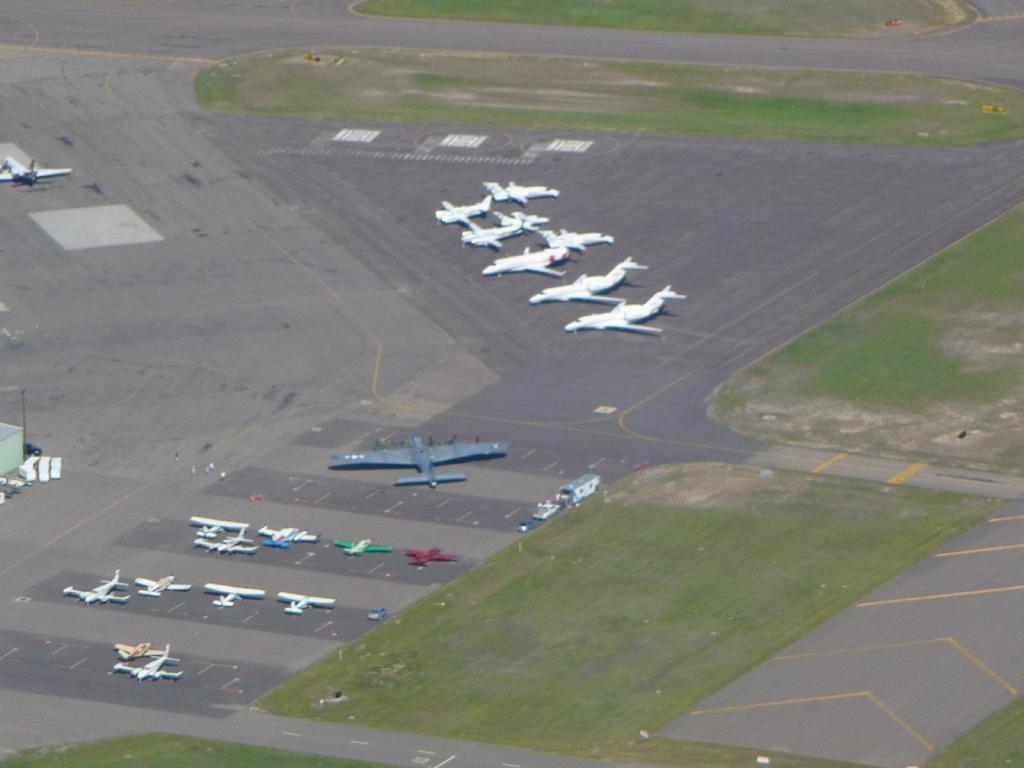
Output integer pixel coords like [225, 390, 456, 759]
[0, 422, 23, 442]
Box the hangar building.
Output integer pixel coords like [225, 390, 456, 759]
[0, 423, 24, 476]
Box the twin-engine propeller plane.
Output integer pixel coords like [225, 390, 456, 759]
[435, 195, 492, 225]
[406, 547, 460, 566]
[113, 645, 182, 681]
[277, 592, 336, 615]
[482, 246, 571, 277]
[330, 434, 508, 487]
[483, 181, 559, 205]
[334, 538, 393, 556]
[204, 583, 266, 608]
[257, 526, 320, 548]
[0, 156, 72, 185]
[564, 286, 686, 335]
[539, 229, 615, 252]
[63, 570, 130, 605]
[194, 527, 258, 555]
[529, 258, 648, 304]
[134, 575, 192, 597]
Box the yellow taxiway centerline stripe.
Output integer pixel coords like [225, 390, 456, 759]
[989, 513, 1024, 523]
[0, 44, 216, 65]
[775, 637, 948, 661]
[936, 543, 1024, 558]
[810, 452, 848, 474]
[946, 637, 1019, 696]
[691, 691, 871, 715]
[866, 692, 934, 751]
[858, 583, 1024, 608]
[887, 462, 928, 485]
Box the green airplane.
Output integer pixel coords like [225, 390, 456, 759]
[334, 538, 393, 556]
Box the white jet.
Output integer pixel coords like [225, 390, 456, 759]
[0, 156, 71, 185]
[435, 195, 492, 225]
[190, 515, 249, 539]
[482, 246, 571, 278]
[113, 645, 182, 681]
[134, 575, 192, 598]
[204, 583, 266, 608]
[193, 526, 258, 555]
[461, 211, 539, 250]
[539, 229, 615, 252]
[494, 210, 549, 230]
[483, 181, 559, 205]
[277, 592, 337, 616]
[257, 526, 320, 548]
[529, 258, 648, 305]
[564, 286, 686, 335]
[63, 570, 130, 605]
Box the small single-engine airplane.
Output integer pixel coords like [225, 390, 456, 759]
[483, 181, 559, 205]
[194, 527, 258, 555]
[113, 645, 182, 681]
[330, 434, 508, 487]
[539, 229, 615, 252]
[406, 547, 460, 566]
[114, 641, 164, 661]
[529, 258, 648, 304]
[190, 516, 249, 539]
[63, 570, 130, 605]
[435, 195, 492, 225]
[564, 286, 686, 335]
[134, 575, 192, 597]
[277, 592, 336, 615]
[482, 246, 571, 277]
[0, 156, 72, 185]
[257, 526, 320, 548]
[461, 212, 542, 249]
[204, 583, 266, 608]
[334, 538, 393, 556]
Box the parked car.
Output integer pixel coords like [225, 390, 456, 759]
[516, 519, 539, 533]
[24, 443, 42, 457]
[367, 607, 389, 621]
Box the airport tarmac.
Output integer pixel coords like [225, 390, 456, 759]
[1, 2, 1024, 765]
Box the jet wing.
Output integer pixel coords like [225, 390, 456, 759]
[426, 441, 508, 465]
[190, 516, 247, 532]
[600, 321, 664, 335]
[524, 266, 565, 278]
[329, 447, 414, 468]
[204, 583, 265, 599]
[34, 167, 72, 179]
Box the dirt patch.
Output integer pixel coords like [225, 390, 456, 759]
[610, 462, 810, 509]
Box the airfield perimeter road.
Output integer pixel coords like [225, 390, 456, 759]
[2, 2, 1024, 767]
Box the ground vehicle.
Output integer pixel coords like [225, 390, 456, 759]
[24, 443, 42, 457]
[367, 607, 389, 621]
[534, 500, 563, 521]
[516, 519, 539, 533]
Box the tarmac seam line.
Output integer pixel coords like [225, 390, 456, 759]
[858, 583, 1024, 607]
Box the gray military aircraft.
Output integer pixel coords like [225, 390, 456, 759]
[329, 435, 509, 487]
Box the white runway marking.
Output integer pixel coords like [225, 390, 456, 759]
[334, 128, 380, 143]
[543, 139, 593, 153]
[440, 134, 487, 148]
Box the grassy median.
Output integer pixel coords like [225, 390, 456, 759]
[352, 0, 973, 37]
[259, 463, 999, 765]
[196, 48, 1024, 146]
[0, 734, 388, 768]
[712, 205, 1024, 471]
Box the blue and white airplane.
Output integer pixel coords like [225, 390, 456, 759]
[0, 156, 71, 185]
[63, 570, 130, 605]
[330, 435, 508, 487]
[113, 645, 182, 681]
[258, 526, 320, 548]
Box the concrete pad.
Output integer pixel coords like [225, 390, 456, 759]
[30, 204, 162, 250]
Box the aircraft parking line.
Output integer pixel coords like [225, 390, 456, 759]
[367, 562, 385, 574]
[456, 510, 473, 522]
[935, 543, 1024, 558]
[436, 499, 452, 508]
[283, 731, 302, 737]
[315, 620, 334, 633]
[520, 449, 536, 459]
[350, 740, 369, 746]
[384, 501, 404, 514]
[313, 492, 332, 505]
[501, 763, 521, 767]
[241, 612, 259, 624]
[989, 513, 1024, 523]
[810, 452, 848, 474]
[196, 663, 215, 676]
[858, 583, 1024, 607]
[48, 643, 68, 656]
[887, 462, 929, 485]
[418, 750, 437, 755]
[542, 461, 559, 472]
[220, 677, 241, 691]
[67, 657, 89, 670]
[366, 489, 382, 499]
[0, 647, 19, 661]
[165, 600, 186, 614]
[292, 479, 312, 492]
[588, 457, 606, 469]
[294, 552, 316, 565]
[433, 754, 457, 768]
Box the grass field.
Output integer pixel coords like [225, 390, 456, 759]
[0, 734, 388, 768]
[260, 463, 999, 765]
[927, 695, 1024, 767]
[195, 48, 1024, 146]
[353, 0, 973, 37]
[711, 205, 1024, 470]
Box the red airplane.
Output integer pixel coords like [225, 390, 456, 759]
[405, 547, 459, 566]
